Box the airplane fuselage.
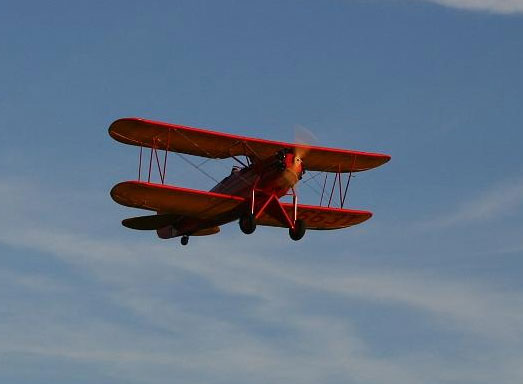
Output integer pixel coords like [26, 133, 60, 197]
[157, 151, 304, 238]
[211, 151, 303, 198]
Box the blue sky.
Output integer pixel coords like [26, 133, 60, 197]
[1, 0, 523, 383]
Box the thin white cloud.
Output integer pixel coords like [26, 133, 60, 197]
[419, 0, 523, 14]
[422, 177, 523, 228]
[3, 225, 522, 383]
[2, 179, 523, 383]
[4, 219, 522, 341]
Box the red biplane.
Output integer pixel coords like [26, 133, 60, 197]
[109, 118, 390, 245]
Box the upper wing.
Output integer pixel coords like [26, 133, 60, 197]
[110, 181, 245, 219]
[109, 117, 390, 173]
[257, 203, 372, 230]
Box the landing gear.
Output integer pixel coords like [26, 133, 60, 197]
[181, 235, 189, 246]
[239, 213, 256, 234]
[289, 219, 306, 241]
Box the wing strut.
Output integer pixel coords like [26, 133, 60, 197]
[303, 166, 355, 209]
[320, 173, 328, 206]
[133, 124, 261, 186]
[137, 135, 170, 184]
[326, 167, 355, 209]
[342, 171, 353, 208]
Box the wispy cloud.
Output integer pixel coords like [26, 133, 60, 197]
[3, 226, 523, 382]
[422, 176, 523, 228]
[419, 0, 523, 14]
[1, 179, 523, 383]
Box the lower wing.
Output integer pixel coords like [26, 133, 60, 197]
[111, 181, 371, 231]
[111, 181, 245, 219]
[257, 203, 372, 230]
[111, 181, 245, 236]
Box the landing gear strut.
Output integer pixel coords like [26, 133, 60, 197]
[181, 235, 189, 246]
[239, 213, 256, 234]
[244, 184, 307, 240]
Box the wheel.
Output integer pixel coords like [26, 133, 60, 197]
[181, 235, 189, 246]
[289, 219, 306, 241]
[239, 213, 256, 234]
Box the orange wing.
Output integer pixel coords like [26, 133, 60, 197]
[109, 118, 390, 173]
[111, 181, 371, 231]
[257, 203, 372, 230]
[110, 181, 245, 219]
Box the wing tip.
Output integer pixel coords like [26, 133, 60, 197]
[375, 153, 391, 168]
[108, 117, 149, 144]
[356, 153, 391, 172]
[122, 217, 141, 230]
[361, 211, 373, 222]
[382, 153, 392, 164]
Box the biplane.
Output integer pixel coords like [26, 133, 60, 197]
[109, 118, 390, 245]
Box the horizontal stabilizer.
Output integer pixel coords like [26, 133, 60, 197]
[193, 226, 220, 236]
[122, 213, 182, 230]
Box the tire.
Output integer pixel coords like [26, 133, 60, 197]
[239, 213, 256, 234]
[289, 219, 306, 241]
[181, 235, 189, 246]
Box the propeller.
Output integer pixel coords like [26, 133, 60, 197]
[293, 124, 317, 161]
[282, 125, 318, 185]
